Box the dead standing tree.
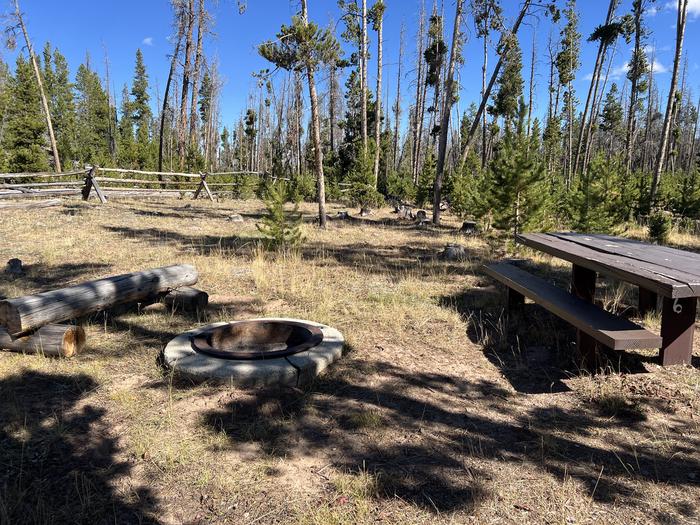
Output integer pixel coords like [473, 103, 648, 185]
[259, 0, 340, 228]
[5, 0, 61, 172]
[159, 0, 187, 173]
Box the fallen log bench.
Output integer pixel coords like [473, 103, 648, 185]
[0, 325, 85, 357]
[0, 264, 199, 336]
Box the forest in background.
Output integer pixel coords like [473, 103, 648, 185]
[0, 0, 698, 232]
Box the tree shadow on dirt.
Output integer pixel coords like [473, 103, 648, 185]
[0, 262, 112, 299]
[103, 225, 265, 257]
[197, 357, 700, 517]
[0, 370, 159, 524]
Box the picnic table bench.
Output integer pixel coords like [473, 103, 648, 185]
[484, 232, 700, 366]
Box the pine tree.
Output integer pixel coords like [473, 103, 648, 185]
[74, 62, 111, 165]
[256, 182, 304, 250]
[0, 59, 11, 170]
[131, 49, 154, 169]
[2, 56, 49, 172]
[489, 34, 523, 128]
[117, 84, 135, 167]
[43, 44, 77, 167]
[556, 0, 581, 187]
[489, 99, 546, 236]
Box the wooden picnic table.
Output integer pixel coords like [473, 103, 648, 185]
[517, 232, 700, 366]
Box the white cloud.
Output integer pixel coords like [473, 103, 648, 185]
[652, 59, 669, 73]
[142, 37, 154, 46]
[647, 6, 658, 16]
[665, 0, 700, 18]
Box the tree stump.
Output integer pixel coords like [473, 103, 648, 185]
[415, 210, 428, 222]
[5, 259, 23, 276]
[460, 221, 478, 235]
[163, 286, 209, 313]
[336, 211, 350, 220]
[0, 325, 85, 357]
[227, 214, 244, 222]
[360, 207, 371, 217]
[439, 243, 467, 261]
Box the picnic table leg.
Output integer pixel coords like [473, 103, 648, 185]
[507, 288, 525, 310]
[659, 297, 697, 366]
[571, 264, 598, 368]
[638, 288, 658, 317]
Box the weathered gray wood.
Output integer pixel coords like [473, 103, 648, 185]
[0, 189, 81, 199]
[163, 286, 208, 313]
[554, 232, 700, 279]
[0, 199, 62, 209]
[483, 262, 662, 350]
[0, 325, 85, 357]
[0, 170, 88, 179]
[517, 233, 697, 298]
[0, 264, 198, 336]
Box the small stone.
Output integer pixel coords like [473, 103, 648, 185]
[336, 211, 349, 220]
[228, 214, 244, 222]
[359, 207, 372, 217]
[439, 243, 467, 261]
[5, 258, 23, 276]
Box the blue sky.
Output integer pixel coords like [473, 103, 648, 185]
[2, 0, 700, 131]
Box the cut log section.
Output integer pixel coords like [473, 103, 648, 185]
[0, 325, 86, 357]
[0, 264, 198, 336]
[163, 286, 209, 313]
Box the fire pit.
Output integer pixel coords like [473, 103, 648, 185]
[163, 318, 344, 387]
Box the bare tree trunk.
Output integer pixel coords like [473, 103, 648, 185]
[294, 71, 303, 176]
[480, 19, 488, 168]
[372, 5, 383, 187]
[361, 0, 368, 155]
[393, 23, 404, 171]
[411, 2, 426, 183]
[13, 0, 61, 172]
[329, 64, 337, 153]
[300, 0, 327, 228]
[432, 0, 463, 224]
[641, 47, 655, 173]
[624, 5, 644, 180]
[188, 0, 206, 152]
[458, 0, 531, 167]
[526, 26, 536, 138]
[574, 0, 617, 176]
[177, 0, 195, 169]
[159, 8, 185, 173]
[650, 0, 688, 205]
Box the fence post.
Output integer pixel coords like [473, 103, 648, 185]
[193, 172, 214, 202]
[82, 166, 107, 204]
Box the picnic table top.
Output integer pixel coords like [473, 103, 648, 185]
[516, 232, 700, 299]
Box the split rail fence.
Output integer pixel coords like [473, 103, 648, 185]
[0, 167, 270, 206]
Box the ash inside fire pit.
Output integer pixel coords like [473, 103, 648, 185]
[191, 320, 324, 360]
[163, 318, 344, 387]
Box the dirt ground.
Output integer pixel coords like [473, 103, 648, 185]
[0, 197, 698, 525]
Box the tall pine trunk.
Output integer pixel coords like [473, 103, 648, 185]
[393, 23, 404, 171]
[159, 7, 185, 173]
[188, 0, 206, 152]
[361, 0, 368, 155]
[574, 0, 617, 176]
[650, 0, 688, 205]
[13, 0, 61, 172]
[300, 0, 327, 228]
[372, 4, 383, 187]
[458, 0, 531, 167]
[432, 0, 463, 224]
[177, 0, 195, 169]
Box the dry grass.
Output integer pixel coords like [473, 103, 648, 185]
[0, 197, 698, 524]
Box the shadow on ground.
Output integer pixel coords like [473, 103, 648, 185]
[197, 357, 700, 517]
[0, 370, 159, 524]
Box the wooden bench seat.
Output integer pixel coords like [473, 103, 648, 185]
[483, 262, 662, 351]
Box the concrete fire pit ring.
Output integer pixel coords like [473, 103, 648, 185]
[163, 318, 344, 387]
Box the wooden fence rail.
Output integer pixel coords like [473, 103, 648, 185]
[0, 167, 270, 206]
